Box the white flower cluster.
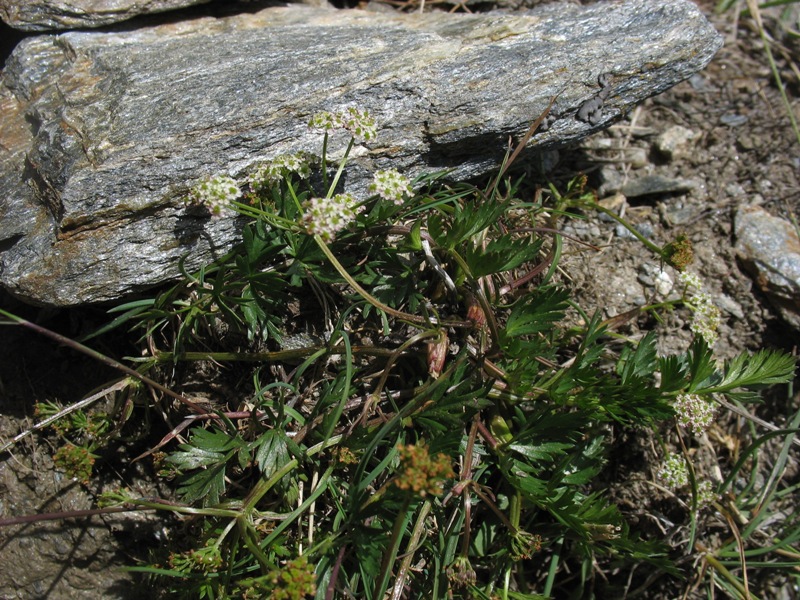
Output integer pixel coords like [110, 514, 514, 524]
[674, 392, 717, 436]
[309, 107, 377, 142]
[186, 174, 241, 217]
[302, 193, 363, 242]
[696, 480, 717, 508]
[657, 452, 717, 508]
[658, 452, 689, 489]
[308, 111, 341, 131]
[678, 271, 702, 295]
[369, 169, 414, 205]
[247, 152, 312, 192]
[341, 107, 377, 142]
[678, 271, 721, 346]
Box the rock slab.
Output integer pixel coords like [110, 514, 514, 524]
[735, 205, 800, 330]
[0, 0, 211, 31]
[0, 0, 723, 306]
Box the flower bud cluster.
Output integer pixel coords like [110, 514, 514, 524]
[678, 271, 721, 346]
[239, 555, 317, 599]
[302, 193, 363, 242]
[369, 169, 414, 205]
[187, 174, 242, 216]
[689, 292, 721, 346]
[657, 453, 717, 509]
[665, 234, 694, 271]
[169, 543, 223, 574]
[394, 441, 455, 497]
[696, 480, 717, 508]
[309, 107, 377, 142]
[446, 556, 476, 589]
[247, 152, 313, 192]
[657, 452, 689, 489]
[674, 392, 717, 436]
[189, 109, 416, 240]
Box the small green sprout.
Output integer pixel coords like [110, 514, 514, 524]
[53, 444, 97, 484]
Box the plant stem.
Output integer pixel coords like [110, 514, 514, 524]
[327, 137, 355, 198]
[313, 235, 470, 328]
[390, 499, 433, 600]
[148, 345, 399, 364]
[584, 200, 665, 258]
[375, 496, 413, 599]
[0, 308, 210, 415]
[0, 378, 130, 454]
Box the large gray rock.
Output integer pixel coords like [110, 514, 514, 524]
[735, 205, 800, 330]
[0, 0, 212, 31]
[0, 1, 722, 306]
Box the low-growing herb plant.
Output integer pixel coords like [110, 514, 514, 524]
[0, 106, 796, 599]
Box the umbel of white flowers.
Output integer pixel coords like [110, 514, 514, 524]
[186, 108, 415, 241]
[678, 271, 721, 346]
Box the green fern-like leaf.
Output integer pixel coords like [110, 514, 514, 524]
[501, 286, 570, 340]
[253, 429, 292, 479]
[176, 462, 227, 506]
[658, 353, 691, 393]
[696, 348, 796, 395]
[166, 427, 245, 506]
[508, 441, 573, 462]
[464, 236, 544, 278]
[617, 332, 658, 383]
[428, 200, 507, 250]
[686, 339, 718, 390]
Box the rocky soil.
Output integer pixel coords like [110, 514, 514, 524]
[0, 0, 798, 598]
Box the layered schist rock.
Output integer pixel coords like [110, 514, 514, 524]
[0, 0, 723, 305]
[0, 0, 212, 31]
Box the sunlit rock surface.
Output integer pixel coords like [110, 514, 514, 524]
[0, 0, 722, 305]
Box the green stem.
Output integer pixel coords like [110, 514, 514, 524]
[390, 499, 432, 600]
[146, 345, 399, 364]
[327, 137, 355, 198]
[257, 466, 335, 551]
[702, 548, 760, 600]
[0, 308, 210, 415]
[509, 491, 522, 530]
[287, 178, 305, 214]
[313, 235, 469, 329]
[321, 131, 330, 190]
[745, 0, 800, 145]
[238, 518, 273, 572]
[543, 536, 563, 597]
[585, 201, 665, 258]
[125, 498, 242, 519]
[232, 201, 297, 230]
[242, 434, 343, 512]
[374, 496, 413, 599]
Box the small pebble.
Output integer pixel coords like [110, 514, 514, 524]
[639, 264, 675, 296]
[626, 147, 649, 168]
[597, 165, 624, 196]
[654, 125, 697, 161]
[659, 199, 697, 226]
[720, 113, 748, 127]
[716, 294, 744, 319]
[615, 221, 655, 241]
[725, 182, 747, 199]
[621, 175, 696, 198]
